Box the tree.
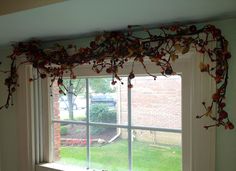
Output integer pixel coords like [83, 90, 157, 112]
[61, 79, 85, 120]
[89, 78, 115, 94]
[61, 78, 115, 120]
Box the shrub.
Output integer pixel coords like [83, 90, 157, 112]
[90, 103, 117, 135]
[75, 129, 81, 134]
[74, 115, 86, 121]
[60, 126, 68, 135]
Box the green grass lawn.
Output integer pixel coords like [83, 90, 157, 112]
[58, 140, 182, 171]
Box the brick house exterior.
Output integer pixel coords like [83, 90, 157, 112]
[119, 76, 181, 145]
[52, 83, 61, 161]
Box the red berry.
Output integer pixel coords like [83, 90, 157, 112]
[225, 121, 234, 130]
[224, 52, 231, 59]
[128, 84, 133, 89]
[40, 73, 46, 79]
[219, 102, 226, 109]
[219, 110, 228, 119]
[106, 68, 112, 74]
[95, 69, 100, 73]
[57, 78, 63, 85]
[228, 122, 234, 129]
[216, 69, 224, 76]
[90, 41, 97, 49]
[212, 93, 220, 102]
[128, 72, 135, 80]
[164, 67, 173, 75]
[111, 80, 117, 85]
[189, 25, 197, 32]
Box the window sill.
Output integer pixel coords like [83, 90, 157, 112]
[36, 163, 103, 171]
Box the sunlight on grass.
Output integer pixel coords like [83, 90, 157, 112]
[58, 140, 182, 171]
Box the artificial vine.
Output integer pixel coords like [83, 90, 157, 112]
[0, 24, 234, 129]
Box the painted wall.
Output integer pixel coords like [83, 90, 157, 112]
[0, 0, 63, 16]
[0, 47, 18, 171]
[0, 18, 235, 171]
[212, 19, 236, 171]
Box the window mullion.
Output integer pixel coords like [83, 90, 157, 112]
[128, 81, 132, 171]
[38, 78, 44, 162]
[33, 73, 45, 164]
[33, 75, 39, 164]
[85, 78, 90, 169]
[52, 119, 181, 133]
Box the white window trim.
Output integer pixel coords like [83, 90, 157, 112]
[16, 53, 216, 171]
[16, 65, 35, 171]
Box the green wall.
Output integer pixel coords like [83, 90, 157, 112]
[0, 18, 235, 171]
[212, 18, 236, 171]
[0, 47, 18, 171]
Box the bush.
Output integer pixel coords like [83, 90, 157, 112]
[60, 126, 68, 135]
[74, 115, 86, 121]
[90, 103, 117, 135]
[75, 129, 81, 134]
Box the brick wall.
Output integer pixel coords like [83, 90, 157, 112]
[52, 83, 61, 161]
[120, 76, 182, 145]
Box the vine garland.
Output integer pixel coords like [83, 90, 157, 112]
[0, 24, 234, 129]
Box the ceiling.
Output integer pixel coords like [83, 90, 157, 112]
[0, 0, 235, 46]
[0, 0, 63, 16]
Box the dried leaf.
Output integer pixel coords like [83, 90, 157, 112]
[174, 44, 182, 52]
[170, 53, 178, 62]
[128, 48, 133, 56]
[150, 56, 160, 63]
[199, 62, 209, 72]
[182, 45, 190, 54]
[223, 40, 228, 51]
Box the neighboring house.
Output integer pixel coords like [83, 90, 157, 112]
[119, 76, 181, 145]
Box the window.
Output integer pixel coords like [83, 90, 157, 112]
[51, 76, 182, 171]
[15, 55, 216, 171]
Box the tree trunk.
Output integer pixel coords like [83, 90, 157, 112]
[67, 80, 74, 120]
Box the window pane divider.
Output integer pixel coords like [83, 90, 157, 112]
[128, 83, 132, 171]
[85, 78, 90, 169]
[131, 126, 182, 133]
[52, 120, 181, 133]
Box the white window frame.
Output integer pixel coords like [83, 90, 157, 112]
[52, 76, 182, 170]
[16, 53, 216, 171]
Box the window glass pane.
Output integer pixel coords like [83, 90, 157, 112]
[132, 129, 182, 171]
[90, 126, 128, 171]
[51, 76, 183, 171]
[53, 123, 87, 168]
[89, 77, 128, 125]
[131, 76, 182, 129]
[52, 78, 87, 121]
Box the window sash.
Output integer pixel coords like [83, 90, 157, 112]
[51, 77, 182, 171]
